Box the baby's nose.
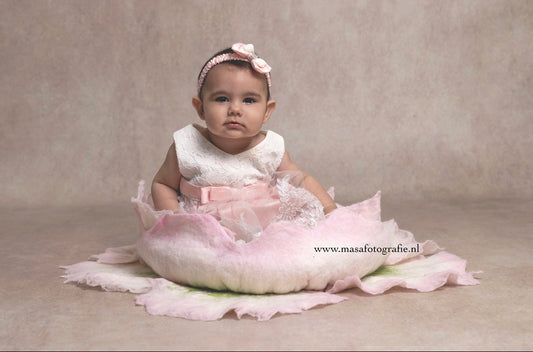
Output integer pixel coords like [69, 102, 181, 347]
[228, 102, 242, 116]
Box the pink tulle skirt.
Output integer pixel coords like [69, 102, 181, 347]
[175, 172, 326, 243]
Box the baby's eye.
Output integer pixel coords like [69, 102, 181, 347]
[215, 96, 229, 102]
[243, 98, 256, 104]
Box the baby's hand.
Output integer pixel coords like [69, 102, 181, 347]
[324, 204, 338, 215]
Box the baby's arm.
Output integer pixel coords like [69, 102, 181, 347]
[151, 143, 181, 212]
[277, 151, 337, 214]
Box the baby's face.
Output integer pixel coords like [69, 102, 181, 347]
[197, 63, 274, 142]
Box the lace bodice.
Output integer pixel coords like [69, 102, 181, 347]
[173, 124, 285, 187]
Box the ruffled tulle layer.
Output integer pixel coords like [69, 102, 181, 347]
[61, 180, 481, 321]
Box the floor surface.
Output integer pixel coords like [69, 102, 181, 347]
[1, 197, 532, 350]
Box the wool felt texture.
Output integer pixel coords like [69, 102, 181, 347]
[61, 181, 480, 321]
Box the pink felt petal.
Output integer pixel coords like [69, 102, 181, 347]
[61, 261, 154, 293]
[135, 278, 346, 321]
[89, 244, 139, 264]
[327, 251, 481, 295]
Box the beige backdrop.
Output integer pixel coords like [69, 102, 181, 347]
[1, 0, 532, 207]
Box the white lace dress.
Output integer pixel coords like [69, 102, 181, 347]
[174, 124, 284, 188]
[173, 124, 326, 242]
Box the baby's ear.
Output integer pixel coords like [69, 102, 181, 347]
[263, 99, 276, 123]
[192, 96, 204, 119]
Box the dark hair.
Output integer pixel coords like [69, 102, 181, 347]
[197, 47, 271, 100]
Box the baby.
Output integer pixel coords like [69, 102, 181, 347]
[61, 44, 480, 314]
[151, 43, 337, 240]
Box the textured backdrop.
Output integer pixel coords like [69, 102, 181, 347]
[1, 0, 532, 207]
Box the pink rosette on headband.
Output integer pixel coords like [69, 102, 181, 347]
[198, 43, 272, 95]
[231, 43, 272, 74]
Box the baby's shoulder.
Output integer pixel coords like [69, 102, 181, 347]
[173, 124, 199, 138]
[173, 124, 206, 146]
[265, 129, 284, 148]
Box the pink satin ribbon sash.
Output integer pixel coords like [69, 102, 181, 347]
[180, 178, 273, 205]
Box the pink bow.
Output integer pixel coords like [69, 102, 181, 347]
[231, 43, 272, 74]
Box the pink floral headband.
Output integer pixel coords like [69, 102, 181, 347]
[197, 43, 272, 96]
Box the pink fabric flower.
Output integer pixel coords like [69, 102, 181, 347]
[231, 43, 272, 74]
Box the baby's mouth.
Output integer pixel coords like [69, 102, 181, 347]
[225, 121, 244, 128]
